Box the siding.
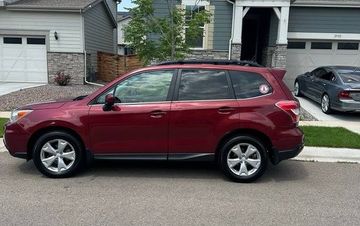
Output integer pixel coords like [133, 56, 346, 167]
[289, 7, 360, 33]
[212, 0, 232, 50]
[0, 9, 83, 52]
[84, 1, 115, 72]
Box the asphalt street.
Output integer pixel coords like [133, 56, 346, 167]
[0, 153, 360, 226]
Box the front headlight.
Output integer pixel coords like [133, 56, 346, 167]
[10, 110, 33, 123]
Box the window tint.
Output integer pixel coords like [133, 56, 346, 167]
[178, 70, 231, 101]
[3, 37, 22, 44]
[115, 71, 174, 103]
[27, 38, 45, 45]
[96, 70, 174, 104]
[337, 42, 359, 50]
[288, 42, 306, 49]
[311, 42, 332, 50]
[313, 68, 327, 78]
[229, 71, 272, 99]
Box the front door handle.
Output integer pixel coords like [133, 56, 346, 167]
[150, 110, 167, 118]
[218, 107, 235, 114]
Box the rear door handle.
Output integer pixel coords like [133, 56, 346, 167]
[150, 110, 167, 118]
[218, 107, 235, 114]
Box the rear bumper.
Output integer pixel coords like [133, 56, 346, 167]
[271, 142, 304, 165]
[332, 99, 360, 112]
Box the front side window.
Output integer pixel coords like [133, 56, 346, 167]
[229, 71, 273, 99]
[96, 70, 174, 104]
[178, 70, 232, 101]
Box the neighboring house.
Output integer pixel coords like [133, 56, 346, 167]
[117, 11, 134, 55]
[153, 0, 360, 87]
[0, 0, 118, 84]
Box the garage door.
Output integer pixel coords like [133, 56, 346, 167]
[0, 36, 47, 83]
[285, 40, 360, 88]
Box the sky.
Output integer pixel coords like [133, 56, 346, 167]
[118, 0, 136, 12]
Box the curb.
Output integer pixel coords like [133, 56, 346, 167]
[294, 146, 360, 163]
[1, 138, 359, 163]
[0, 112, 10, 118]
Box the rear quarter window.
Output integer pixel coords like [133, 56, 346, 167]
[229, 71, 273, 99]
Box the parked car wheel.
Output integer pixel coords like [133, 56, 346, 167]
[321, 94, 332, 114]
[32, 131, 84, 178]
[294, 81, 302, 97]
[220, 136, 267, 183]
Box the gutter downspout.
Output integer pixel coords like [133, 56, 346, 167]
[227, 0, 235, 60]
[81, 8, 104, 86]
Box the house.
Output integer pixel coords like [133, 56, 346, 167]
[0, 0, 119, 84]
[117, 11, 134, 55]
[153, 0, 360, 87]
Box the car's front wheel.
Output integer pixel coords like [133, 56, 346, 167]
[220, 136, 267, 183]
[32, 131, 84, 178]
[321, 94, 332, 114]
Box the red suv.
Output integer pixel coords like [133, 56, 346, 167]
[4, 60, 303, 182]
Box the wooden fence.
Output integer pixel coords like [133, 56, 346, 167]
[97, 52, 142, 82]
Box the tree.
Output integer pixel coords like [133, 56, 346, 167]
[124, 0, 211, 64]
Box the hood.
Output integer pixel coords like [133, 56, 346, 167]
[19, 99, 72, 110]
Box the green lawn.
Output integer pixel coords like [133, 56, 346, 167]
[300, 126, 360, 149]
[0, 118, 8, 138]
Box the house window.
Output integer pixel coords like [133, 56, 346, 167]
[337, 42, 359, 50]
[185, 5, 206, 49]
[3, 37, 22, 44]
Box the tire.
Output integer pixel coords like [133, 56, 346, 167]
[294, 81, 302, 97]
[32, 131, 84, 178]
[220, 135, 268, 183]
[321, 94, 332, 114]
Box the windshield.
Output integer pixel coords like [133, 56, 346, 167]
[337, 70, 360, 83]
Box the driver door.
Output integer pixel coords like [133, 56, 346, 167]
[88, 70, 175, 157]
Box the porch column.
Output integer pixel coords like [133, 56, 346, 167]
[274, 6, 289, 68]
[230, 2, 243, 60]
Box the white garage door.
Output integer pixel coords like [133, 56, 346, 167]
[0, 36, 47, 83]
[285, 40, 360, 88]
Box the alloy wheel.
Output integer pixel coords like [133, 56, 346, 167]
[294, 82, 300, 96]
[40, 139, 76, 173]
[227, 143, 261, 177]
[321, 95, 330, 113]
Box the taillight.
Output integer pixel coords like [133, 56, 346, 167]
[275, 100, 300, 123]
[338, 91, 351, 100]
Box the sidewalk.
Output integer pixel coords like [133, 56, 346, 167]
[0, 111, 10, 118]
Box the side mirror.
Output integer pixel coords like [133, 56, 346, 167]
[103, 94, 116, 111]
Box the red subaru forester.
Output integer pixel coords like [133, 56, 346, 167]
[4, 60, 303, 182]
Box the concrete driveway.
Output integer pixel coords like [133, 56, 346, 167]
[0, 82, 45, 96]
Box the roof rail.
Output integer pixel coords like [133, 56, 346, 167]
[157, 60, 263, 67]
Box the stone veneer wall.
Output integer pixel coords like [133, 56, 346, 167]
[273, 44, 287, 68]
[47, 52, 85, 85]
[186, 50, 229, 60]
[230, 44, 241, 60]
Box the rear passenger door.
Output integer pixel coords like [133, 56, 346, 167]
[168, 69, 240, 159]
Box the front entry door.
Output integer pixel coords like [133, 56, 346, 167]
[88, 70, 175, 156]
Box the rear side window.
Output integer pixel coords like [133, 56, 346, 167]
[178, 70, 232, 101]
[229, 71, 272, 99]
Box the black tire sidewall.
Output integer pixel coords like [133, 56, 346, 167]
[32, 131, 83, 178]
[321, 94, 332, 114]
[294, 81, 301, 97]
[220, 136, 268, 183]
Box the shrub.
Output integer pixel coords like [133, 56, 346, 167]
[54, 71, 71, 86]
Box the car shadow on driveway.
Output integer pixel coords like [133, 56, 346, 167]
[17, 159, 309, 183]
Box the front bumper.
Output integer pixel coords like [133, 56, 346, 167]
[271, 142, 304, 165]
[3, 122, 30, 159]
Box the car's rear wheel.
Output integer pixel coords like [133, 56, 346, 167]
[294, 81, 302, 97]
[220, 136, 267, 183]
[33, 131, 84, 178]
[321, 94, 332, 114]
